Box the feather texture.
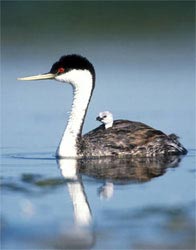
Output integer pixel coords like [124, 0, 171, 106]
[80, 120, 187, 157]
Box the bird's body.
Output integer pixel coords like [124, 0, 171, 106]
[18, 54, 187, 158]
[81, 120, 186, 157]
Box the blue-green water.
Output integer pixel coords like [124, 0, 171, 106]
[1, 2, 195, 249]
[1, 150, 195, 249]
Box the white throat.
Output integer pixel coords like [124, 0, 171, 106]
[56, 69, 94, 158]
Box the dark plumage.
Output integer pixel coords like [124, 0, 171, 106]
[80, 120, 187, 157]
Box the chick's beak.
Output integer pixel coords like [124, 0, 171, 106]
[96, 116, 102, 122]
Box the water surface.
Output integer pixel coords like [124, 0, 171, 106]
[1, 1, 195, 249]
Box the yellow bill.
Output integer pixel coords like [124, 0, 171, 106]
[17, 73, 55, 81]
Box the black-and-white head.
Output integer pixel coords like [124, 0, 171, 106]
[18, 54, 95, 89]
[50, 54, 95, 86]
[96, 111, 113, 129]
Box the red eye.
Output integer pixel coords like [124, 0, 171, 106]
[58, 67, 65, 73]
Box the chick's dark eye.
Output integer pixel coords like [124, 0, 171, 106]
[57, 68, 65, 74]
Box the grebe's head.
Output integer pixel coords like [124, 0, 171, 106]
[18, 54, 95, 88]
[96, 111, 113, 129]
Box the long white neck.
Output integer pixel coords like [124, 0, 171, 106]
[56, 70, 94, 158]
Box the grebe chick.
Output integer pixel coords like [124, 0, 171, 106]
[96, 111, 113, 129]
[18, 54, 187, 158]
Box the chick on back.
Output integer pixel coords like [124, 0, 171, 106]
[96, 111, 113, 129]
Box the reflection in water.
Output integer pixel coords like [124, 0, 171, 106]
[98, 181, 114, 200]
[79, 155, 182, 183]
[55, 159, 95, 249]
[1, 154, 190, 249]
[57, 158, 92, 226]
[58, 155, 183, 222]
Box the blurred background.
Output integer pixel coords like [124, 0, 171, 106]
[1, 1, 195, 150]
[1, 1, 195, 250]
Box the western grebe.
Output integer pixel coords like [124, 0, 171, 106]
[18, 54, 187, 158]
[96, 111, 113, 129]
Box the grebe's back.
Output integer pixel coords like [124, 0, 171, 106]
[81, 120, 187, 157]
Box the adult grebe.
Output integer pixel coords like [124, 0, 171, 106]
[18, 54, 187, 158]
[96, 111, 113, 129]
